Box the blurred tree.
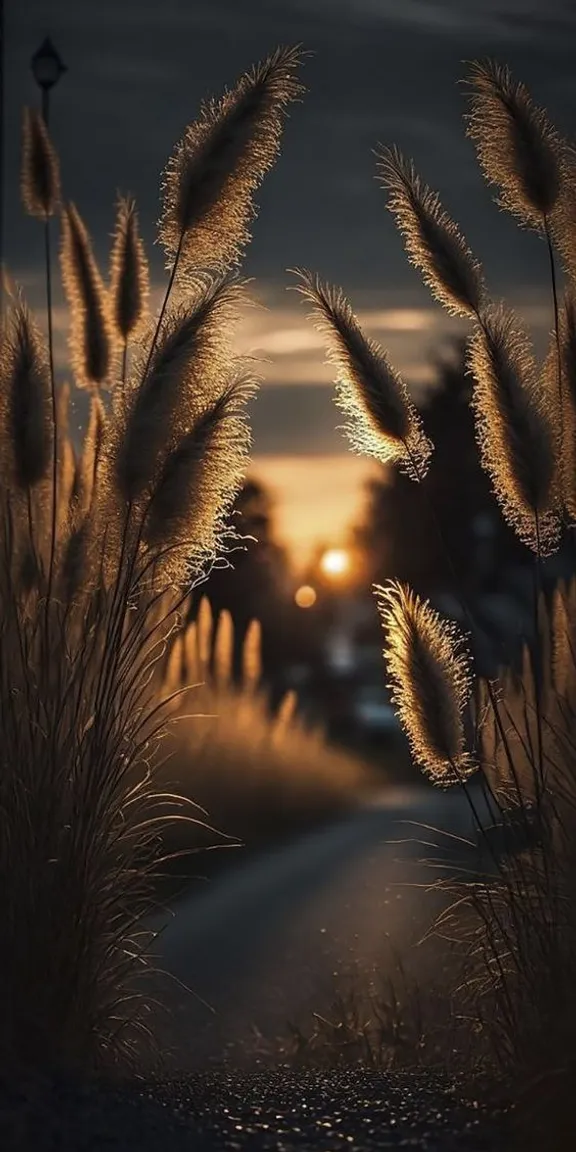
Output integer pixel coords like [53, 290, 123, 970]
[191, 476, 298, 684]
[355, 341, 527, 600]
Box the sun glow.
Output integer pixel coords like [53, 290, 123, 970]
[319, 547, 351, 579]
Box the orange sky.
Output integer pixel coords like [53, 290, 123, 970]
[251, 453, 381, 571]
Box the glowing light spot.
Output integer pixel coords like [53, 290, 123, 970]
[320, 548, 350, 579]
[295, 584, 317, 609]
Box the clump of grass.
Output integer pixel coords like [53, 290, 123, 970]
[155, 599, 371, 877]
[2, 45, 301, 1079]
[300, 58, 576, 1148]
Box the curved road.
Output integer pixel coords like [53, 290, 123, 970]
[151, 787, 490, 1066]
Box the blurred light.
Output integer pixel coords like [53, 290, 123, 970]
[295, 584, 317, 609]
[320, 548, 350, 579]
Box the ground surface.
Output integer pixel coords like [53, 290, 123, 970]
[2, 788, 506, 1150]
[150, 786, 488, 1064]
[0, 1069, 508, 1150]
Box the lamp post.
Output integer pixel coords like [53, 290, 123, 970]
[30, 36, 66, 127]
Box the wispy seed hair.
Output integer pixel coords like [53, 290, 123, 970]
[144, 376, 255, 583]
[110, 196, 149, 340]
[466, 59, 562, 227]
[295, 271, 432, 479]
[1, 303, 53, 489]
[60, 203, 113, 387]
[377, 580, 476, 787]
[159, 46, 303, 274]
[468, 306, 560, 553]
[116, 274, 245, 503]
[377, 147, 485, 319]
[21, 107, 61, 218]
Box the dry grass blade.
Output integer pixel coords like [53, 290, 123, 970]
[61, 203, 113, 387]
[159, 45, 303, 274]
[377, 146, 485, 319]
[376, 580, 476, 787]
[465, 59, 562, 228]
[295, 270, 432, 478]
[21, 107, 60, 219]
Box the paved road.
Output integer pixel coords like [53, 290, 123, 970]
[150, 787, 490, 1067]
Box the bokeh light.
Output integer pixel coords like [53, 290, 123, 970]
[294, 584, 317, 608]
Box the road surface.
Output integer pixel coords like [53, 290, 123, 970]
[150, 786, 491, 1067]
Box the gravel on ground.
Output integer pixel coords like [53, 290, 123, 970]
[0, 1068, 509, 1151]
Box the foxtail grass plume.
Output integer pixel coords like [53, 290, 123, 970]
[242, 618, 262, 690]
[60, 203, 112, 387]
[295, 271, 432, 478]
[466, 60, 562, 228]
[144, 376, 254, 583]
[468, 306, 560, 553]
[549, 152, 576, 283]
[110, 196, 149, 341]
[159, 46, 302, 274]
[78, 393, 107, 515]
[1, 304, 53, 489]
[377, 581, 476, 787]
[377, 147, 485, 318]
[116, 274, 245, 503]
[551, 583, 575, 700]
[21, 107, 61, 218]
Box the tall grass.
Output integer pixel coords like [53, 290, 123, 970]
[299, 61, 576, 1146]
[1, 46, 301, 1079]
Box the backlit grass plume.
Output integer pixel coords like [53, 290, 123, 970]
[466, 60, 562, 229]
[377, 147, 485, 318]
[20, 107, 60, 219]
[114, 274, 245, 505]
[144, 377, 254, 584]
[159, 45, 303, 276]
[1, 303, 53, 491]
[110, 195, 149, 343]
[376, 581, 476, 787]
[60, 203, 113, 387]
[468, 307, 560, 553]
[295, 271, 432, 478]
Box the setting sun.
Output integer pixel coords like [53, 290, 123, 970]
[319, 547, 351, 579]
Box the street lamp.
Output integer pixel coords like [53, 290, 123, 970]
[31, 36, 66, 125]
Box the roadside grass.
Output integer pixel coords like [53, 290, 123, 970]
[298, 59, 576, 1149]
[1, 46, 303, 1079]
